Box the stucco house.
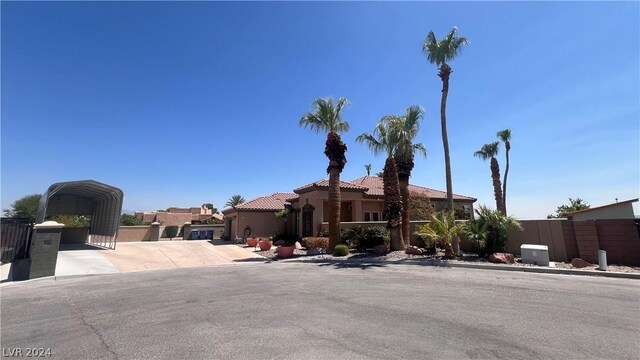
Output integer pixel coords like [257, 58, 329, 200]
[135, 205, 223, 226]
[222, 176, 476, 239]
[565, 198, 638, 221]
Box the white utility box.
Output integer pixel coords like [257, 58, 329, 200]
[521, 244, 549, 266]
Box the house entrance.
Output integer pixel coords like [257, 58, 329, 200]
[302, 202, 315, 237]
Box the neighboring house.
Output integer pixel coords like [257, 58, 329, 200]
[135, 205, 223, 226]
[222, 176, 476, 239]
[221, 193, 296, 240]
[565, 198, 638, 221]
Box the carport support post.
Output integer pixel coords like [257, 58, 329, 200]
[150, 222, 160, 241]
[29, 221, 65, 279]
[183, 222, 192, 240]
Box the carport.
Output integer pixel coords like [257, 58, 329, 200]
[36, 180, 123, 249]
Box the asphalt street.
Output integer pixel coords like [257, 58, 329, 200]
[1, 262, 639, 359]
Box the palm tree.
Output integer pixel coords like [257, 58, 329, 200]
[415, 211, 464, 259]
[423, 26, 468, 252]
[474, 142, 504, 213]
[365, 164, 372, 176]
[225, 195, 245, 209]
[376, 171, 384, 178]
[496, 129, 511, 215]
[392, 105, 427, 246]
[299, 97, 350, 250]
[356, 117, 405, 251]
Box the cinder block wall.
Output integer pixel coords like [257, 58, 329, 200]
[506, 219, 640, 265]
[595, 220, 640, 265]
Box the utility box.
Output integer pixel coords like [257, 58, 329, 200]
[521, 244, 550, 266]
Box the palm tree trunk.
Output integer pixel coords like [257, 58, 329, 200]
[502, 145, 510, 215]
[383, 156, 405, 251]
[396, 155, 414, 247]
[325, 131, 347, 251]
[490, 157, 505, 213]
[399, 178, 411, 246]
[328, 168, 341, 250]
[438, 63, 458, 254]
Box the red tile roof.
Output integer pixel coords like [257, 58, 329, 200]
[293, 179, 368, 193]
[223, 192, 298, 212]
[350, 176, 476, 201]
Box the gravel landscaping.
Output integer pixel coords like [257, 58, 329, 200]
[237, 243, 640, 273]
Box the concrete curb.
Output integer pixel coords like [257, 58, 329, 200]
[284, 258, 640, 280]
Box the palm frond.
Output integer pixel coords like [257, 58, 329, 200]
[423, 26, 468, 65]
[474, 142, 500, 160]
[299, 97, 350, 134]
[497, 129, 511, 142]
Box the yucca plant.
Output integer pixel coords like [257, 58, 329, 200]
[415, 211, 464, 259]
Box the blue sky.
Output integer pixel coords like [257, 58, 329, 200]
[2, 1, 639, 219]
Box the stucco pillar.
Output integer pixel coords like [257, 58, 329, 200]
[150, 222, 160, 241]
[29, 221, 65, 279]
[353, 201, 363, 222]
[183, 222, 192, 240]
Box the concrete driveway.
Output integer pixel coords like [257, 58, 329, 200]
[2, 263, 638, 359]
[55, 240, 264, 276]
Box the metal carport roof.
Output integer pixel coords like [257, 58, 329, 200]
[36, 180, 123, 248]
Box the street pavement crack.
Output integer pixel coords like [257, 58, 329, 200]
[65, 293, 119, 360]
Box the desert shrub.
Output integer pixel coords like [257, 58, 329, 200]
[341, 226, 367, 248]
[362, 226, 389, 248]
[304, 237, 329, 250]
[342, 226, 389, 249]
[164, 226, 179, 240]
[333, 244, 349, 257]
[317, 230, 329, 237]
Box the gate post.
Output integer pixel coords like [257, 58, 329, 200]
[29, 221, 65, 279]
[183, 222, 192, 240]
[150, 222, 160, 241]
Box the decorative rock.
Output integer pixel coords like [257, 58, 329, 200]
[307, 247, 321, 256]
[274, 240, 286, 246]
[373, 244, 388, 256]
[571, 258, 593, 268]
[294, 241, 303, 250]
[406, 246, 423, 255]
[489, 253, 515, 264]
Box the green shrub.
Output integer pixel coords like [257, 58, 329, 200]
[165, 226, 179, 240]
[342, 226, 389, 250]
[333, 244, 349, 257]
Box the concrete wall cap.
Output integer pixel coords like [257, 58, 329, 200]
[34, 221, 66, 229]
[184, 222, 192, 225]
[521, 244, 548, 251]
[151, 222, 160, 226]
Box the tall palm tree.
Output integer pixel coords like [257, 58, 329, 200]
[299, 97, 350, 250]
[356, 117, 405, 251]
[225, 195, 245, 209]
[423, 26, 468, 253]
[496, 129, 511, 215]
[375, 171, 384, 178]
[365, 164, 372, 176]
[392, 105, 427, 246]
[474, 142, 504, 213]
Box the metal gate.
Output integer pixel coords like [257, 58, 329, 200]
[1, 218, 34, 263]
